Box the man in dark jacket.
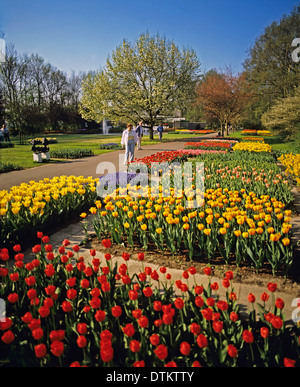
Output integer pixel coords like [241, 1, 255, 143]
[157, 123, 164, 141]
[135, 121, 143, 150]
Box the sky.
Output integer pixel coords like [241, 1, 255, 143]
[0, 0, 299, 76]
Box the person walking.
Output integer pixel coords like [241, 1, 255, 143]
[135, 121, 143, 150]
[121, 123, 138, 164]
[157, 123, 164, 142]
[0, 126, 4, 142]
[2, 125, 10, 142]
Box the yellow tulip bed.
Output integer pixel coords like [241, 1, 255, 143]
[278, 153, 300, 187]
[0, 176, 98, 248]
[257, 130, 272, 136]
[83, 150, 295, 277]
[233, 142, 272, 153]
[88, 181, 293, 276]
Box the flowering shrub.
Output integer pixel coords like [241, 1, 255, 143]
[0, 176, 98, 249]
[1, 236, 299, 367]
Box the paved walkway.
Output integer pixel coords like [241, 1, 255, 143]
[0, 134, 217, 191]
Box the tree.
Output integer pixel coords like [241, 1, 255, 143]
[261, 84, 300, 140]
[79, 33, 201, 139]
[195, 68, 252, 135]
[0, 45, 86, 133]
[243, 6, 300, 119]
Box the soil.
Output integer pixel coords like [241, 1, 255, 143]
[84, 182, 300, 295]
[85, 230, 300, 295]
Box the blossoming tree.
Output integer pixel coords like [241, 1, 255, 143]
[79, 33, 200, 139]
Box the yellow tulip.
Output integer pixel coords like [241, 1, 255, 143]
[203, 228, 211, 236]
[282, 238, 290, 246]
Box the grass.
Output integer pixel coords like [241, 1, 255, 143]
[230, 130, 296, 151]
[0, 131, 201, 171]
[1, 129, 296, 172]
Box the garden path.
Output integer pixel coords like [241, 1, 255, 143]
[0, 132, 218, 191]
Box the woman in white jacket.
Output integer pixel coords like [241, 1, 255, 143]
[121, 123, 138, 164]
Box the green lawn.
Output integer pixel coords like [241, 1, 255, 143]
[0, 131, 201, 170]
[230, 130, 296, 152]
[2, 129, 296, 172]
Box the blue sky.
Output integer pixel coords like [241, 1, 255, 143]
[0, 0, 299, 76]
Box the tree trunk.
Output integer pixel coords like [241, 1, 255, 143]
[149, 125, 154, 140]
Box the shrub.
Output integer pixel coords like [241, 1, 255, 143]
[50, 149, 94, 159]
[0, 143, 14, 149]
[99, 143, 122, 150]
[0, 162, 23, 173]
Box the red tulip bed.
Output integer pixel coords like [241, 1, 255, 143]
[184, 140, 237, 151]
[133, 149, 226, 169]
[1, 235, 299, 367]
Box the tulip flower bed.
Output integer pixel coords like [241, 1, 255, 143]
[132, 149, 226, 169]
[241, 129, 272, 137]
[184, 140, 238, 150]
[278, 153, 300, 187]
[241, 130, 258, 135]
[0, 176, 98, 250]
[257, 130, 272, 136]
[197, 152, 294, 205]
[1, 236, 299, 367]
[89, 182, 293, 276]
[233, 142, 272, 153]
[241, 137, 265, 142]
[91, 150, 295, 276]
